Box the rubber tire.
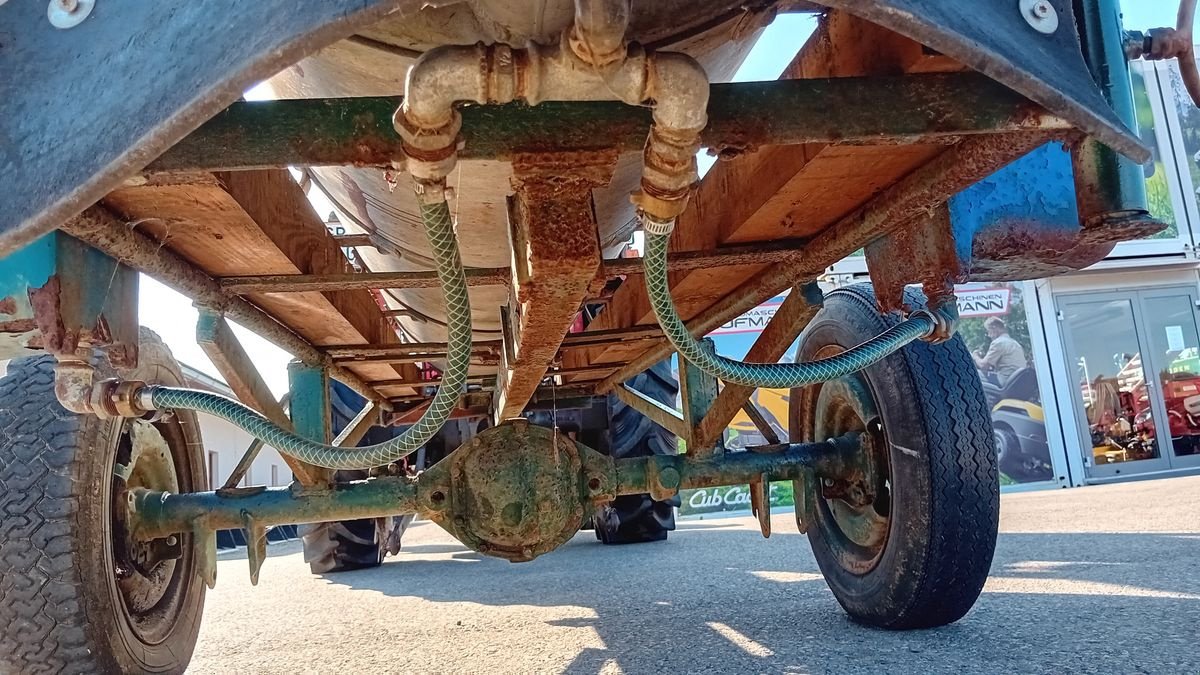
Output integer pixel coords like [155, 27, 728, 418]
[0, 330, 207, 674]
[795, 284, 999, 629]
[301, 383, 386, 575]
[591, 361, 679, 545]
[301, 510, 383, 574]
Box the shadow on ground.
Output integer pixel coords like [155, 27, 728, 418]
[312, 521, 1200, 673]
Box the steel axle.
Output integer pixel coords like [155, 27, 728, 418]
[130, 425, 862, 558]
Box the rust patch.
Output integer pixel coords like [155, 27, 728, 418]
[0, 297, 17, 315]
[865, 205, 963, 315]
[969, 214, 1165, 281]
[28, 276, 67, 354]
[0, 319, 38, 333]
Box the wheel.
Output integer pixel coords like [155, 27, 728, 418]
[791, 284, 999, 629]
[0, 329, 207, 673]
[585, 360, 679, 545]
[301, 382, 391, 575]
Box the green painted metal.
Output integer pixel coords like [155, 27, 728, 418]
[131, 422, 862, 548]
[288, 361, 332, 445]
[147, 73, 1065, 173]
[0, 232, 138, 364]
[1071, 0, 1150, 216]
[679, 344, 723, 455]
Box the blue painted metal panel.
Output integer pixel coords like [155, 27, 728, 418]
[0, 232, 138, 363]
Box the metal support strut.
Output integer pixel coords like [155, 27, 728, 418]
[129, 423, 864, 547]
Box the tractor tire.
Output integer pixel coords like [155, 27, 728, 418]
[590, 361, 679, 545]
[0, 330, 208, 674]
[301, 383, 391, 575]
[792, 284, 999, 629]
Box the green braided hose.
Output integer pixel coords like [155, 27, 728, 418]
[145, 201, 472, 470]
[642, 227, 943, 389]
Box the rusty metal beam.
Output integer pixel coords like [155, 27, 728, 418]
[216, 239, 819, 294]
[332, 401, 379, 448]
[219, 267, 512, 294]
[325, 340, 504, 359]
[331, 233, 374, 248]
[326, 328, 663, 357]
[372, 374, 496, 389]
[196, 309, 291, 428]
[595, 132, 1056, 394]
[560, 326, 665, 349]
[742, 401, 783, 446]
[495, 153, 612, 421]
[61, 207, 392, 409]
[692, 284, 824, 448]
[148, 73, 1068, 173]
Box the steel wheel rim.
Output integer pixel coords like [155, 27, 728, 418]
[109, 416, 194, 645]
[808, 345, 892, 575]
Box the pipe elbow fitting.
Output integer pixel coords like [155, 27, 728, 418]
[401, 44, 488, 130]
[569, 0, 632, 67]
[648, 52, 710, 135]
[633, 52, 710, 220]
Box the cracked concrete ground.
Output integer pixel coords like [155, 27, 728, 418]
[189, 475, 1200, 674]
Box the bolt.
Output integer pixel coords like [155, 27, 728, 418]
[57, 0, 79, 12]
[166, 535, 178, 546]
[822, 478, 835, 487]
[657, 467, 681, 491]
[1031, 0, 1052, 18]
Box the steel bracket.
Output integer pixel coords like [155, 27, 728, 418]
[0, 231, 138, 366]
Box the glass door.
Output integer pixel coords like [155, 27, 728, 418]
[1058, 287, 1200, 479]
[1137, 288, 1200, 471]
[1058, 292, 1170, 478]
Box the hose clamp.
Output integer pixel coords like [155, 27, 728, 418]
[911, 307, 956, 344]
[641, 213, 676, 237]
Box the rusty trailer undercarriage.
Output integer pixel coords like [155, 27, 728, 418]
[2, 0, 1196, 670]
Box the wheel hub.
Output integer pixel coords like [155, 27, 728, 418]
[111, 419, 187, 633]
[805, 350, 893, 572]
[419, 420, 594, 562]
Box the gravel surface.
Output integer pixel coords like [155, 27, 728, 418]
[190, 476, 1200, 674]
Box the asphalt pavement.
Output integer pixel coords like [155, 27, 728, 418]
[189, 476, 1200, 674]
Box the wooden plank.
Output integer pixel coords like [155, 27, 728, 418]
[566, 11, 965, 372]
[102, 169, 418, 388]
[195, 309, 327, 486]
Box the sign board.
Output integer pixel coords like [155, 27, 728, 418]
[956, 287, 1011, 318]
[679, 481, 795, 516]
[710, 299, 783, 336]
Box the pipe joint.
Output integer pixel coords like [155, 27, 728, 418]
[568, 0, 632, 68]
[632, 51, 709, 220]
[53, 361, 153, 419]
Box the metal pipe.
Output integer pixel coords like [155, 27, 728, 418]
[569, 0, 631, 66]
[132, 435, 860, 539]
[396, 2, 708, 218]
[60, 208, 392, 409]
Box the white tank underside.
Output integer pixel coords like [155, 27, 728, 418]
[267, 0, 775, 341]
